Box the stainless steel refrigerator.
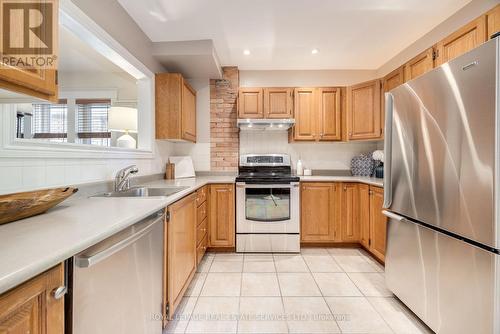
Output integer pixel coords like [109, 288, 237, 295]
[383, 37, 500, 334]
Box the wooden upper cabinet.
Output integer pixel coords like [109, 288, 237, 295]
[383, 67, 405, 93]
[238, 88, 264, 118]
[156, 73, 197, 142]
[340, 183, 360, 242]
[0, 264, 64, 334]
[181, 83, 197, 142]
[264, 88, 293, 118]
[292, 88, 317, 141]
[404, 48, 435, 82]
[369, 186, 387, 262]
[0, 1, 58, 101]
[435, 16, 487, 66]
[300, 182, 339, 242]
[209, 184, 235, 247]
[487, 4, 500, 39]
[165, 192, 197, 318]
[318, 87, 342, 141]
[358, 183, 370, 249]
[346, 80, 381, 141]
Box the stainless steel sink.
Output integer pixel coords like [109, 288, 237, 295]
[93, 186, 190, 198]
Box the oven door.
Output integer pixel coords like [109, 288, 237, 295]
[236, 182, 299, 233]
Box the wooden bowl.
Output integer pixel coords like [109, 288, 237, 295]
[0, 187, 78, 225]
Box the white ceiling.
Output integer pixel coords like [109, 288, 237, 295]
[118, 0, 471, 70]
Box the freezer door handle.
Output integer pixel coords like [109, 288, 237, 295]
[382, 210, 405, 222]
[383, 93, 394, 209]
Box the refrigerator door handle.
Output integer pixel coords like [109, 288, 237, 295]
[382, 210, 405, 222]
[383, 92, 394, 209]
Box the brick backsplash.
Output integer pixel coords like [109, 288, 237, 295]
[210, 66, 239, 171]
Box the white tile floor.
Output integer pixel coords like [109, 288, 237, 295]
[164, 248, 434, 334]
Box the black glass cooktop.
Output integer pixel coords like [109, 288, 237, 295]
[236, 167, 300, 184]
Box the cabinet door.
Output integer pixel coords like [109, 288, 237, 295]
[0, 1, 58, 101]
[358, 184, 370, 249]
[340, 183, 360, 242]
[487, 5, 500, 39]
[346, 80, 381, 141]
[264, 88, 293, 118]
[382, 67, 405, 138]
[300, 182, 338, 242]
[404, 48, 434, 81]
[318, 87, 341, 141]
[0, 264, 64, 334]
[181, 81, 197, 142]
[209, 184, 235, 247]
[435, 16, 487, 66]
[369, 186, 387, 262]
[238, 88, 263, 118]
[293, 88, 317, 141]
[166, 192, 197, 317]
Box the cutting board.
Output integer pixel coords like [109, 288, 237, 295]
[169, 156, 195, 179]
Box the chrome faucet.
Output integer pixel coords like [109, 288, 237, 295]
[114, 165, 139, 192]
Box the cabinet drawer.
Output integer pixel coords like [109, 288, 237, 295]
[197, 218, 208, 246]
[197, 201, 208, 225]
[197, 233, 208, 265]
[196, 186, 207, 207]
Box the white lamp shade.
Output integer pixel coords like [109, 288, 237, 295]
[108, 106, 137, 132]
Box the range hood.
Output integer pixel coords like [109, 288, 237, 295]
[237, 119, 295, 131]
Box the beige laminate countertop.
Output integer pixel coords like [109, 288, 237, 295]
[299, 175, 383, 187]
[0, 176, 234, 295]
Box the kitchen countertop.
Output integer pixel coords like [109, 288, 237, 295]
[0, 175, 234, 295]
[0, 174, 382, 294]
[299, 175, 383, 187]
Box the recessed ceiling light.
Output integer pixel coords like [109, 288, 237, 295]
[311, 48, 319, 55]
[243, 49, 251, 56]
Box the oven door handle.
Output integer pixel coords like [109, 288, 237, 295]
[236, 182, 299, 189]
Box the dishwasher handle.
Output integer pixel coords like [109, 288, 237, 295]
[75, 211, 164, 268]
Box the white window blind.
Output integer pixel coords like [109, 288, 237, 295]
[76, 99, 111, 146]
[32, 101, 68, 142]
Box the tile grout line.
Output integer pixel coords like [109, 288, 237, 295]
[272, 253, 290, 334]
[365, 296, 398, 334]
[302, 252, 343, 333]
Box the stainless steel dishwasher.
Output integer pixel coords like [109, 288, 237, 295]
[72, 210, 164, 334]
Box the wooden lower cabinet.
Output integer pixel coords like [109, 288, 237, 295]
[340, 183, 361, 242]
[165, 192, 197, 322]
[300, 182, 339, 242]
[369, 186, 387, 262]
[209, 184, 235, 248]
[358, 184, 371, 248]
[0, 264, 64, 334]
[299, 182, 387, 262]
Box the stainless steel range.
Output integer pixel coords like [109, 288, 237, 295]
[236, 154, 300, 253]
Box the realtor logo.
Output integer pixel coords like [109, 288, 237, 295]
[1, 0, 57, 69]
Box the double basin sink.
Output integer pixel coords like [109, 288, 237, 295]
[94, 186, 190, 198]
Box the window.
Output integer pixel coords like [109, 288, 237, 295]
[32, 101, 68, 142]
[76, 99, 111, 146]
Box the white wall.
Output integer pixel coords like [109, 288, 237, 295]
[240, 131, 378, 171]
[239, 69, 381, 171]
[240, 70, 378, 87]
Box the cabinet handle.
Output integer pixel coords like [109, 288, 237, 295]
[52, 286, 67, 300]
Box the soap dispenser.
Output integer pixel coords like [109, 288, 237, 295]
[296, 159, 304, 176]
